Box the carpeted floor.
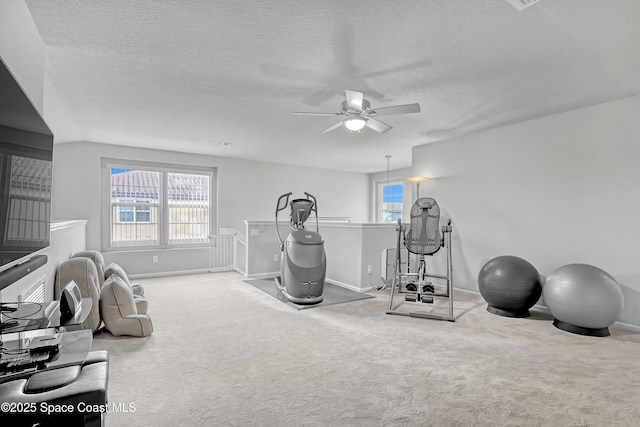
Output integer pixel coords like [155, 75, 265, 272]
[90, 271, 640, 426]
[243, 278, 374, 309]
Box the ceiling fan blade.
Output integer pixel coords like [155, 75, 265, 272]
[321, 121, 345, 133]
[345, 90, 364, 110]
[365, 118, 392, 133]
[361, 59, 432, 79]
[293, 112, 340, 116]
[369, 103, 421, 116]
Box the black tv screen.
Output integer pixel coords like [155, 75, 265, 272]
[0, 58, 53, 274]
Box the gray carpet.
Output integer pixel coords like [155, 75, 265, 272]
[244, 277, 374, 309]
[91, 271, 640, 427]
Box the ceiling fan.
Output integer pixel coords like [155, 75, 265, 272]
[294, 90, 421, 133]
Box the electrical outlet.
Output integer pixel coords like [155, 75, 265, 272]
[367, 265, 372, 275]
[273, 254, 279, 262]
[152, 256, 158, 263]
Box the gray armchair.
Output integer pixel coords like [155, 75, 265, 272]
[100, 274, 153, 337]
[71, 250, 107, 287]
[72, 250, 145, 296]
[55, 258, 102, 332]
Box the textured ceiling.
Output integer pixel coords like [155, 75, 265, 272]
[25, 0, 640, 173]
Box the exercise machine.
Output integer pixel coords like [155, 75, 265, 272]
[387, 197, 455, 321]
[275, 192, 326, 304]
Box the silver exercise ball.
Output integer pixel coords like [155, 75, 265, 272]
[543, 263, 624, 337]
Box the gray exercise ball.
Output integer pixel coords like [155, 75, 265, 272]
[477, 255, 542, 318]
[543, 263, 624, 337]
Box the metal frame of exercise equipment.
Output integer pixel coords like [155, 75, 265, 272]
[386, 201, 455, 322]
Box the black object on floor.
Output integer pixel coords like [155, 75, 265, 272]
[244, 278, 374, 310]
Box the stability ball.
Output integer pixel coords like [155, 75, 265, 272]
[543, 263, 624, 337]
[478, 255, 542, 318]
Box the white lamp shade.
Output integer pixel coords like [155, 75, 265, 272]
[344, 118, 366, 131]
[408, 176, 429, 184]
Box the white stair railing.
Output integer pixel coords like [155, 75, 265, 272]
[210, 229, 246, 273]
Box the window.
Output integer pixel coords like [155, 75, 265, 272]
[377, 180, 403, 223]
[167, 172, 211, 245]
[116, 198, 152, 223]
[103, 160, 215, 249]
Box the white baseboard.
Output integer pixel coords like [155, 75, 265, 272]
[612, 320, 640, 333]
[325, 278, 369, 293]
[130, 267, 232, 279]
[245, 271, 278, 280]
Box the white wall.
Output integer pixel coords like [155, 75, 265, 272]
[243, 221, 284, 278]
[0, 0, 45, 113]
[321, 222, 397, 291]
[412, 95, 640, 326]
[52, 141, 370, 275]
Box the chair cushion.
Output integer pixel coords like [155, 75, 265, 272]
[100, 275, 153, 337]
[84, 350, 109, 365]
[102, 275, 136, 317]
[24, 366, 81, 393]
[56, 258, 102, 332]
[105, 262, 144, 296]
[104, 262, 130, 285]
[72, 250, 106, 287]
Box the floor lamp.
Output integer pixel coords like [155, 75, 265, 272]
[407, 176, 429, 201]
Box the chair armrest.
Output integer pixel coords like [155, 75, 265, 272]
[134, 296, 149, 315]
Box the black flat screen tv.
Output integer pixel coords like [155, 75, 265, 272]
[0, 57, 53, 281]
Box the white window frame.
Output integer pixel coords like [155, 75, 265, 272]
[101, 158, 217, 251]
[374, 178, 404, 223]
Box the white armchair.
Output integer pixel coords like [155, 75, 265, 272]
[99, 275, 153, 337]
[71, 250, 147, 314]
[55, 258, 102, 332]
[71, 250, 144, 296]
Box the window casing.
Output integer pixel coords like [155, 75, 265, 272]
[102, 159, 216, 250]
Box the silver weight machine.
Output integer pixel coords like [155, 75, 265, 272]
[386, 197, 455, 322]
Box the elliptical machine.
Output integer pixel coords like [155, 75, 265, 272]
[274, 192, 326, 304]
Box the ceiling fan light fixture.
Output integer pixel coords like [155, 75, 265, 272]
[294, 90, 420, 134]
[344, 117, 366, 132]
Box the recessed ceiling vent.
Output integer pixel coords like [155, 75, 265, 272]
[506, 0, 541, 11]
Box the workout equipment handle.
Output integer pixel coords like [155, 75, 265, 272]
[275, 192, 292, 248]
[304, 192, 320, 232]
